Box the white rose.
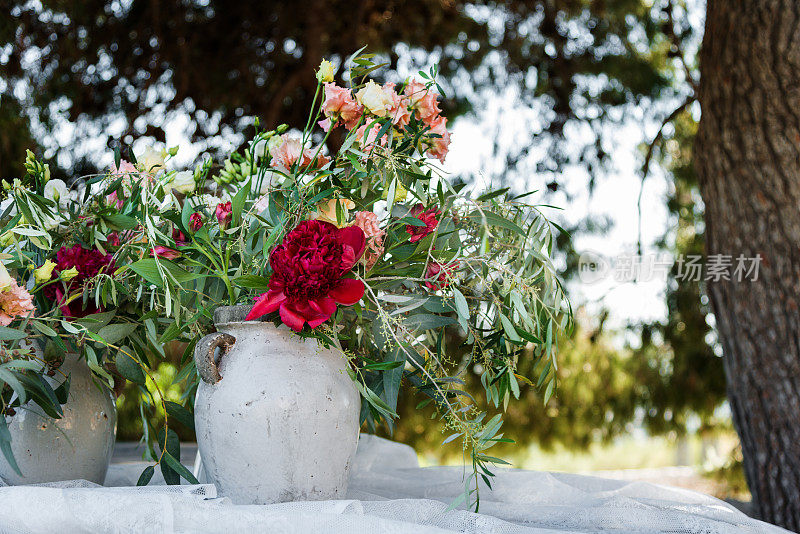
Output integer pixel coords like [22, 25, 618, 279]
[356, 80, 393, 117]
[166, 171, 196, 194]
[139, 147, 165, 173]
[43, 179, 69, 207]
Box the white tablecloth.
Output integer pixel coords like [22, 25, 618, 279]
[0, 435, 790, 533]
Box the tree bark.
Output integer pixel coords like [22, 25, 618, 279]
[695, 1, 800, 529]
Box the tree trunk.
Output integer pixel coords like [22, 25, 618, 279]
[695, 1, 800, 529]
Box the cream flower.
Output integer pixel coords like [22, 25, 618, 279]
[44, 179, 69, 206]
[34, 260, 56, 284]
[356, 80, 394, 117]
[315, 198, 356, 227]
[0, 263, 12, 292]
[139, 147, 166, 173]
[165, 170, 196, 194]
[316, 59, 336, 83]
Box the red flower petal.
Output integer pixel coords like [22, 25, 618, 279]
[329, 278, 364, 305]
[246, 290, 286, 321]
[279, 302, 306, 331]
[307, 312, 333, 329]
[338, 225, 366, 269]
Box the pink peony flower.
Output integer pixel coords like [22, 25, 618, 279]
[406, 204, 441, 243]
[352, 211, 385, 270]
[216, 201, 232, 228]
[425, 115, 451, 163]
[246, 220, 366, 331]
[189, 212, 204, 232]
[321, 83, 363, 130]
[47, 245, 116, 318]
[0, 281, 34, 326]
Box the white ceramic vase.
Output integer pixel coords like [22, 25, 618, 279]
[0, 353, 117, 485]
[194, 305, 361, 504]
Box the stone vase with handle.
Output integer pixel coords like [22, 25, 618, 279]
[0, 352, 117, 485]
[193, 305, 360, 504]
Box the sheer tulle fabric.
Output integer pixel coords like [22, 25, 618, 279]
[0, 436, 787, 534]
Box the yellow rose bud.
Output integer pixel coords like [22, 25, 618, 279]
[34, 260, 57, 284]
[316, 198, 356, 227]
[316, 59, 336, 83]
[60, 267, 79, 281]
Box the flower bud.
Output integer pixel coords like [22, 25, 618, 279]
[60, 267, 79, 281]
[34, 260, 56, 284]
[316, 59, 336, 83]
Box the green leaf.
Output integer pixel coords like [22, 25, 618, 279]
[157, 427, 181, 485]
[0, 418, 21, 476]
[0, 326, 26, 340]
[476, 188, 510, 202]
[115, 350, 145, 385]
[136, 465, 155, 486]
[102, 214, 138, 229]
[404, 314, 456, 331]
[453, 289, 469, 321]
[163, 451, 199, 484]
[164, 401, 195, 431]
[233, 274, 271, 292]
[498, 312, 522, 343]
[31, 321, 57, 338]
[97, 323, 138, 345]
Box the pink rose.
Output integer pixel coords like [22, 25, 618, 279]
[353, 211, 385, 270]
[384, 83, 411, 128]
[425, 116, 451, 163]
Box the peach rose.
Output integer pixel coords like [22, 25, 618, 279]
[426, 116, 451, 163]
[0, 279, 34, 326]
[352, 211, 385, 270]
[321, 83, 363, 130]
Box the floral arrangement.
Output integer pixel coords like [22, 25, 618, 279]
[2, 50, 570, 506]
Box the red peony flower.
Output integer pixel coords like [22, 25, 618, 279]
[425, 260, 457, 291]
[246, 220, 366, 331]
[46, 245, 116, 317]
[189, 212, 204, 232]
[406, 204, 441, 243]
[216, 201, 232, 228]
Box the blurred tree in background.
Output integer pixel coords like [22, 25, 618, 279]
[1, 0, 728, 478]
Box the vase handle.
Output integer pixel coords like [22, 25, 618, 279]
[195, 332, 236, 384]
